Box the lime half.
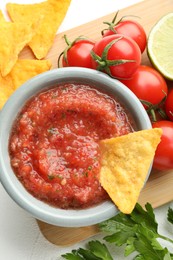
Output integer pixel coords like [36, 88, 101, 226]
[147, 13, 173, 80]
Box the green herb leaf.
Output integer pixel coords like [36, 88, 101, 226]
[88, 240, 113, 260]
[99, 212, 135, 233]
[125, 237, 136, 256]
[48, 174, 55, 180]
[134, 233, 162, 259]
[104, 229, 136, 246]
[62, 250, 84, 259]
[47, 127, 58, 135]
[99, 212, 137, 247]
[130, 203, 158, 233]
[77, 248, 101, 260]
[62, 241, 113, 260]
[61, 203, 173, 260]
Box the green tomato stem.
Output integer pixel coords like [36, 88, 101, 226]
[63, 34, 71, 46]
[91, 37, 136, 78]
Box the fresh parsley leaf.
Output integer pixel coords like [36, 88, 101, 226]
[62, 241, 113, 260]
[62, 203, 173, 260]
[77, 248, 101, 260]
[124, 237, 136, 256]
[100, 213, 135, 232]
[168, 207, 173, 225]
[88, 240, 113, 260]
[103, 228, 136, 246]
[99, 213, 137, 246]
[137, 225, 158, 245]
[130, 203, 158, 233]
[163, 252, 173, 260]
[134, 232, 167, 259]
[62, 249, 84, 259]
[100, 203, 173, 259]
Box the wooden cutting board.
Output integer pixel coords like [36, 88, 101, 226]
[19, 0, 173, 246]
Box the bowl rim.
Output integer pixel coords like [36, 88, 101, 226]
[0, 67, 152, 227]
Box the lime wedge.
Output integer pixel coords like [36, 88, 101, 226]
[147, 13, 173, 80]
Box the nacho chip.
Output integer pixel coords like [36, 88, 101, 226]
[7, 0, 71, 59]
[99, 128, 162, 214]
[0, 21, 37, 76]
[10, 59, 52, 89]
[0, 74, 14, 109]
[0, 59, 51, 108]
[0, 10, 6, 22]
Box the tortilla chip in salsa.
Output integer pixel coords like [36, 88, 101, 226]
[99, 128, 162, 214]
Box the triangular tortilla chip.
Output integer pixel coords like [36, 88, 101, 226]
[0, 74, 14, 109]
[99, 128, 162, 214]
[0, 59, 51, 108]
[0, 10, 6, 22]
[10, 59, 52, 90]
[7, 0, 71, 59]
[0, 21, 37, 76]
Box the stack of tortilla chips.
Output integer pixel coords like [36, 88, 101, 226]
[0, 0, 71, 109]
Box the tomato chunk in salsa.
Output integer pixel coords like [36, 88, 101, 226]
[9, 83, 135, 209]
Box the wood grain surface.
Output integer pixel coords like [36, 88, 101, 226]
[19, 0, 173, 246]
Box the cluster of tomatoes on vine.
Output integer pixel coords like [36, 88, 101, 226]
[58, 12, 173, 171]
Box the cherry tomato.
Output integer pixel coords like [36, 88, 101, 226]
[91, 34, 141, 79]
[165, 88, 173, 121]
[103, 19, 147, 53]
[58, 35, 95, 68]
[120, 65, 168, 120]
[152, 121, 173, 171]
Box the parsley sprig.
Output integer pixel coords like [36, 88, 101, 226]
[62, 203, 173, 260]
[62, 241, 113, 260]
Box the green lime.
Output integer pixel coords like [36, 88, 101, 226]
[147, 13, 173, 80]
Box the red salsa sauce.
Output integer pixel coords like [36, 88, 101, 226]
[9, 83, 135, 209]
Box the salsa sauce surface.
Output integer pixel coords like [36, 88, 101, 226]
[9, 83, 135, 209]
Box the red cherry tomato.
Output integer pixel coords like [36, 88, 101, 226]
[165, 88, 173, 121]
[152, 121, 173, 171]
[58, 35, 95, 68]
[103, 20, 147, 53]
[91, 34, 141, 79]
[120, 65, 168, 107]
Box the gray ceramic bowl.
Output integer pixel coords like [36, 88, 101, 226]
[0, 67, 151, 227]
